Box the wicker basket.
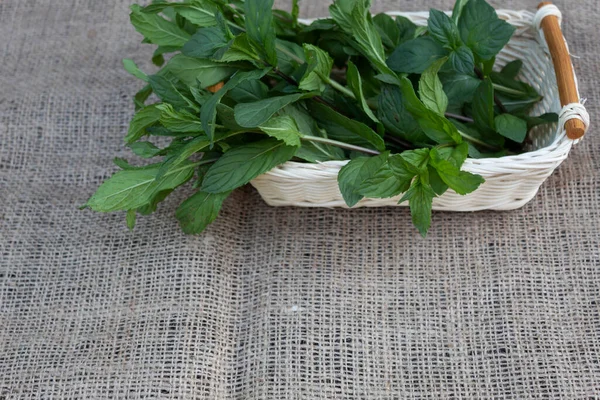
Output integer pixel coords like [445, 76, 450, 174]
[250, 4, 590, 211]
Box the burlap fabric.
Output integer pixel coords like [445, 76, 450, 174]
[1, 0, 599, 398]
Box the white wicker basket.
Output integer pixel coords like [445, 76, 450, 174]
[250, 5, 590, 211]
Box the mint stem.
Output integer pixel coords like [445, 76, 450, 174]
[301, 136, 380, 155]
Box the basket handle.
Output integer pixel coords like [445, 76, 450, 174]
[537, 2, 586, 140]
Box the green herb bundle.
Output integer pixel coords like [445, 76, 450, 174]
[85, 0, 557, 236]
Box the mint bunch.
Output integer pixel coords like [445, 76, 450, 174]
[85, 0, 557, 237]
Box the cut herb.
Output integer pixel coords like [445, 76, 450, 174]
[85, 0, 557, 237]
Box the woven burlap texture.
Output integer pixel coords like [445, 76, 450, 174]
[1, 0, 598, 398]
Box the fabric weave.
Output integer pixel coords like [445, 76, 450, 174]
[1, 0, 599, 398]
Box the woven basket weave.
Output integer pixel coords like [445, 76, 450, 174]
[250, 6, 589, 211]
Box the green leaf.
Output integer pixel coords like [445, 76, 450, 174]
[398, 148, 430, 174]
[373, 13, 400, 50]
[164, 54, 236, 88]
[129, 141, 163, 158]
[494, 114, 528, 143]
[176, 1, 219, 27]
[201, 68, 271, 143]
[377, 85, 429, 145]
[234, 93, 314, 128]
[85, 161, 195, 212]
[212, 34, 261, 62]
[520, 112, 558, 130]
[182, 26, 229, 58]
[245, 0, 278, 65]
[329, 0, 393, 75]
[500, 60, 522, 79]
[399, 177, 436, 237]
[299, 44, 334, 93]
[441, 72, 480, 108]
[134, 84, 153, 110]
[419, 58, 448, 116]
[126, 209, 137, 230]
[395, 16, 418, 44]
[148, 74, 196, 110]
[258, 116, 302, 146]
[337, 153, 388, 207]
[176, 191, 231, 234]
[458, 0, 515, 61]
[428, 9, 461, 49]
[429, 148, 484, 195]
[308, 102, 386, 151]
[346, 61, 379, 123]
[228, 79, 269, 103]
[399, 77, 462, 145]
[123, 59, 149, 82]
[125, 104, 162, 144]
[201, 138, 297, 193]
[358, 163, 412, 198]
[446, 45, 474, 76]
[427, 165, 448, 195]
[156, 103, 203, 133]
[452, 0, 470, 23]
[387, 36, 448, 74]
[281, 104, 346, 162]
[472, 78, 495, 131]
[130, 4, 191, 47]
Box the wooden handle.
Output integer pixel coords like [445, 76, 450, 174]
[537, 2, 585, 139]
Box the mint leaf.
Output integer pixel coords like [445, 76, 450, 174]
[201, 139, 298, 193]
[130, 4, 191, 47]
[337, 153, 388, 207]
[228, 79, 269, 103]
[446, 45, 474, 76]
[458, 0, 515, 61]
[308, 102, 386, 152]
[176, 1, 220, 27]
[495, 114, 528, 143]
[395, 16, 418, 44]
[86, 161, 195, 212]
[452, 0, 470, 23]
[123, 59, 149, 82]
[182, 26, 230, 59]
[399, 177, 436, 237]
[329, 0, 393, 75]
[299, 44, 334, 93]
[387, 36, 448, 74]
[430, 147, 484, 195]
[373, 13, 400, 50]
[234, 93, 315, 128]
[428, 9, 461, 49]
[213, 34, 261, 63]
[358, 163, 412, 198]
[472, 78, 495, 131]
[441, 72, 480, 108]
[156, 103, 203, 133]
[176, 191, 232, 234]
[500, 60, 523, 79]
[129, 141, 163, 158]
[399, 77, 462, 145]
[164, 54, 236, 88]
[245, 0, 278, 65]
[125, 104, 162, 144]
[419, 58, 448, 116]
[377, 85, 429, 145]
[346, 61, 379, 123]
[201, 68, 271, 143]
[258, 116, 302, 146]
